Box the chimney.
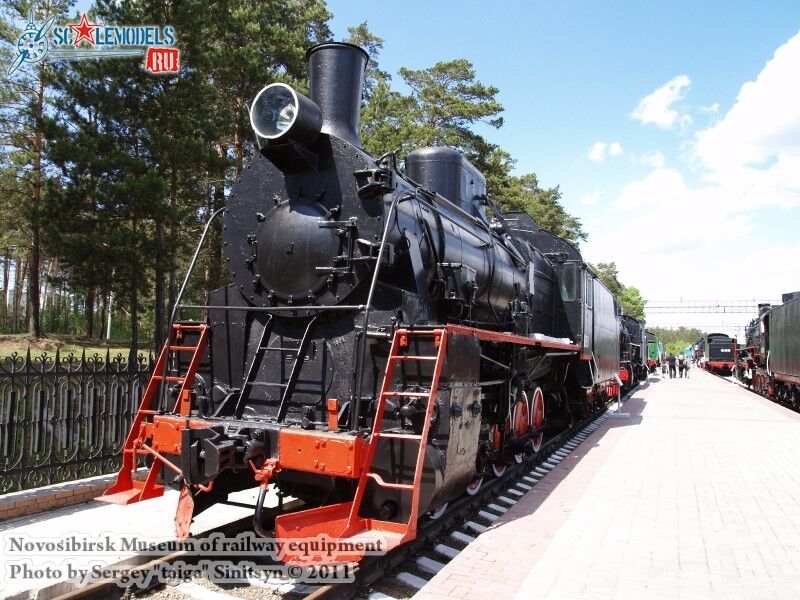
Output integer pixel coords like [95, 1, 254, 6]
[306, 43, 368, 147]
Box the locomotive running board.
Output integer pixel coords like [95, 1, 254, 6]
[275, 328, 449, 564]
[99, 323, 209, 505]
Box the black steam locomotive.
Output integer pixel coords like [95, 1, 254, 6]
[619, 315, 647, 391]
[735, 292, 800, 404]
[103, 42, 622, 563]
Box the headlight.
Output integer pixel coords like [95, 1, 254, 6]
[249, 83, 322, 147]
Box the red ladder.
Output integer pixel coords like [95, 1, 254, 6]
[346, 328, 448, 532]
[274, 328, 448, 562]
[100, 323, 209, 505]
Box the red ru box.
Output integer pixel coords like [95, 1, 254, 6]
[145, 47, 179, 74]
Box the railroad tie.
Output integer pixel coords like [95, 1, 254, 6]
[416, 556, 446, 574]
[451, 530, 477, 544]
[396, 572, 428, 590]
[434, 543, 460, 559]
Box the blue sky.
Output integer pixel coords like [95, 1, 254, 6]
[327, 0, 800, 336]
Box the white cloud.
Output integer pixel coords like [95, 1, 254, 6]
[579, 192, 600, 205]
[586, 31, 800, 305]
[588, 141, 623, 162]
[695, 32, 800, 174]
[588, 142, 607, 162]
[631, 75, 692, 129]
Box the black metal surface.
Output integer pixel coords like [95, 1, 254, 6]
[307, 43, 369, 147]
[765, 297, 800, 379]
[705, 333, 734, 362]
[405, 146, 487, 218]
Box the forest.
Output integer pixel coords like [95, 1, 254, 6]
[0, 0, 645, 359]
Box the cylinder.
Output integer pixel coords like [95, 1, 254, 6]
[306, 42, 369, 147]
[249, 83, 322, 147]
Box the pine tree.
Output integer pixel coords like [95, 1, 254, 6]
[0, 0, 74, 337]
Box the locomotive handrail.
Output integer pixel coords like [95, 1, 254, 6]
[177, 304, 366, 312]
[351, 190, 410, 430]
[159, 206, 226, 412]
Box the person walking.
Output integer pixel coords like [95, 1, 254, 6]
[678, 355, 686, 378]
[684, 359, 691, 379]
[667, 353, 677, 379]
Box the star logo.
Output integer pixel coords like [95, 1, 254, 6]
[68, 13, 100, 46]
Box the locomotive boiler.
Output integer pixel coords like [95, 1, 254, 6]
[102, 42, 621, 563]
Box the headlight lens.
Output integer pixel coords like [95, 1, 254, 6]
[250, 83, 298, 139]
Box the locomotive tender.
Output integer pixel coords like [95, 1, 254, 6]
[698, 333, 736, 374]
[102, 42, 621, 563]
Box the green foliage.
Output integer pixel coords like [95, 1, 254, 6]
[592, 262, 646, 320]
[650, 326, 705, 358]
[618, 286, 646, 321]
[41, 0, 329, 352]
[653, 326, 704, 357]
[345, 21, 390, 100]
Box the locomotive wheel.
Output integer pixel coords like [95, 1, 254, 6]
[513, 390, 531, 463]
[531, 386, 545, 453]
[428, 503, 448, 520]
[489, 423, 507, 476]
[492, 463, 507, 477]
[466, 476, 483, 495]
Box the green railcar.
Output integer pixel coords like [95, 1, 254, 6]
[645, 331, 664, 372]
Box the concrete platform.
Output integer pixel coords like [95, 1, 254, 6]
[415, 370, 800, 600]
[0, 486, 275, 600]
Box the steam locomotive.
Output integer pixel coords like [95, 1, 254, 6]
[102, 42, 623, 563]
[735, 292, 800, 404]
[619, 315, 647, 391]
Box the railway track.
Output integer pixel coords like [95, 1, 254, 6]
[52, 387, 638, 600]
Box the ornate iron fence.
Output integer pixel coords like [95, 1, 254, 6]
[0, 349, 154, 494]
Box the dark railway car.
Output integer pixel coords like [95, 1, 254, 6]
[101, 42, 622, 564]
[619, 315, 647, 391]
[703, 333, 736, 374]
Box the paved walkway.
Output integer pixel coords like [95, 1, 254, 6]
[414, 370, 800, 600]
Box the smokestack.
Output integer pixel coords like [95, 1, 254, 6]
[306, 42, 368, 147]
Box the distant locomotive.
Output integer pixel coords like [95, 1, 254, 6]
[645, 331, 664, 372]
[698, 333, 736, 374]
[619, 315, 647, 391]
[736, 292, 800, 405]
[102, 42, 622, 563]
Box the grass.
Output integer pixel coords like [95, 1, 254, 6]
[0, 333, 148, 359]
